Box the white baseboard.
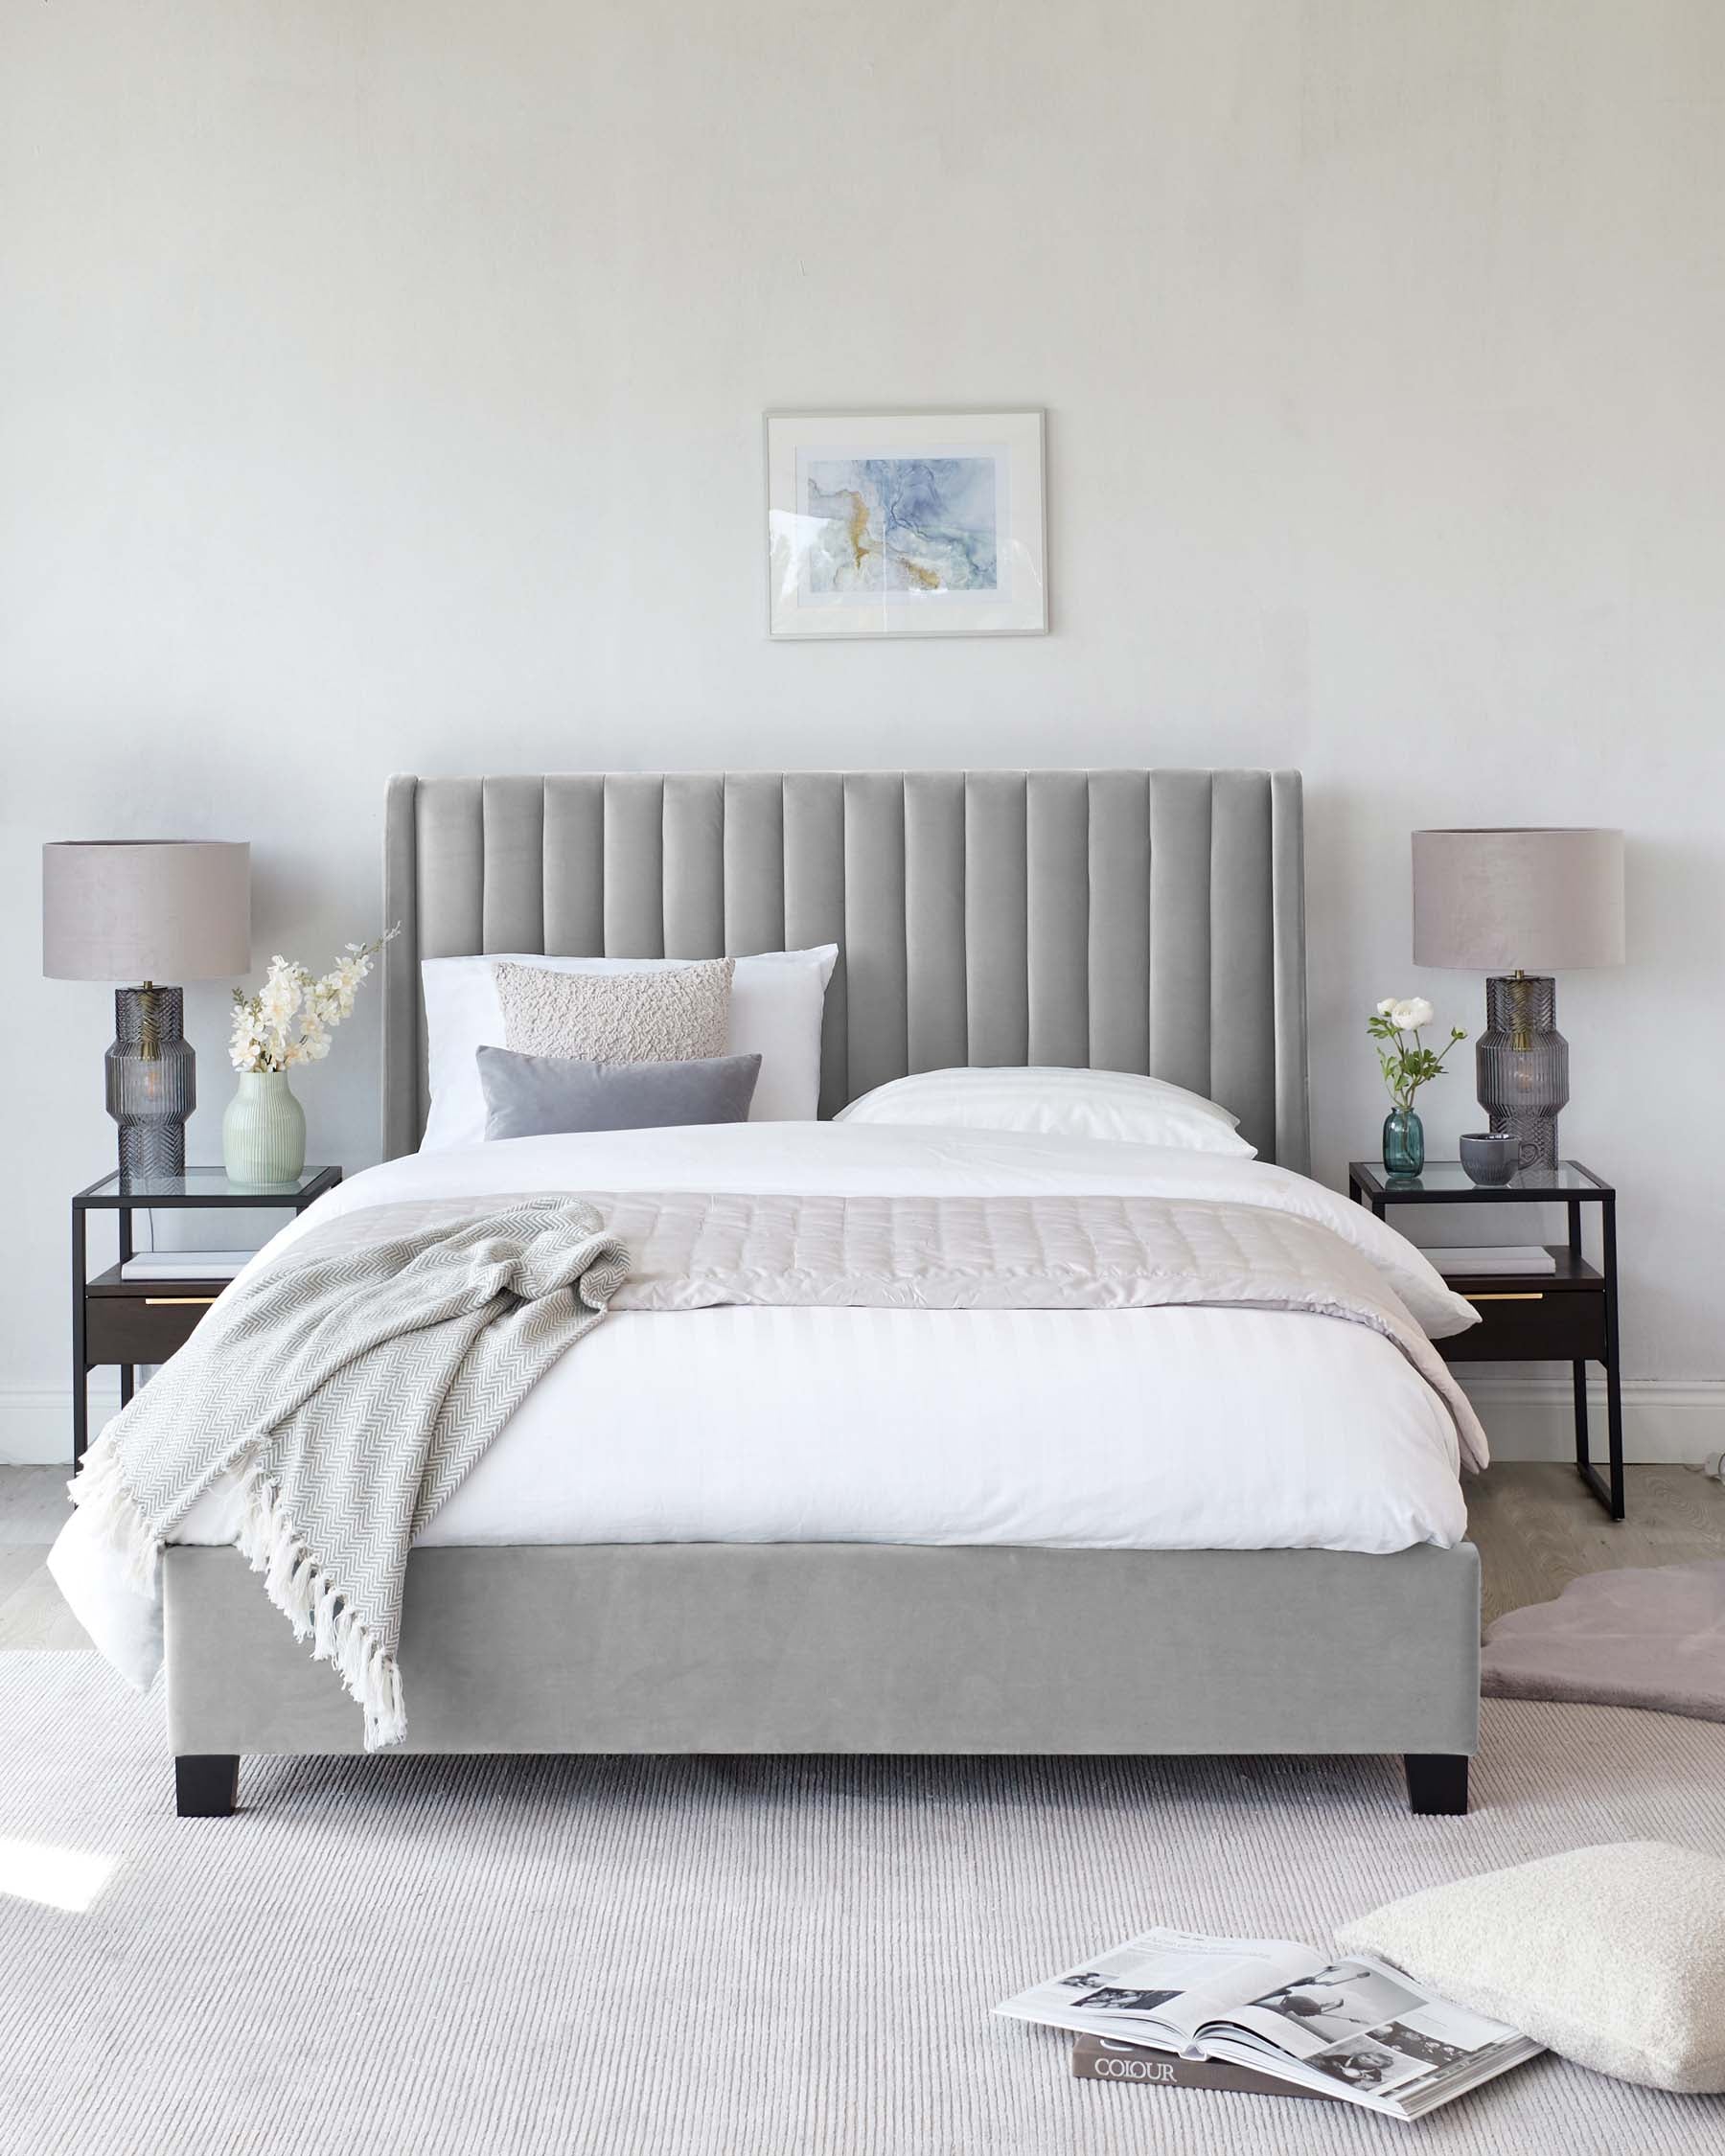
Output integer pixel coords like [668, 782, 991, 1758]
[1455, 1376, 1725, 1466]
[1, 1386, 121, 1466]
[2, 1377, 1722, 1469]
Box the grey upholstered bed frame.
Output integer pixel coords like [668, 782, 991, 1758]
[165, 769, 1479, 1820]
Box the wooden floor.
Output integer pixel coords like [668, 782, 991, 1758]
[4, 1459, 1725, 1652]
[1469, 1461, 1725, 1623]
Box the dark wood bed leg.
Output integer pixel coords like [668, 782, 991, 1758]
[175, 1755, 240, 1818]
[1405, 1755, 1468, 1816]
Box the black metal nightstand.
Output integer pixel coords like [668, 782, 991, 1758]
[1347, 1159, 1622, 1521]
[72, 1164, 341, 1467]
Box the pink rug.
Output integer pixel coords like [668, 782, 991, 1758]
[1481, 1560, 1725, 1720]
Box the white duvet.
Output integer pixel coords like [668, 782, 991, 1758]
[54, 1123, 1482, 1686]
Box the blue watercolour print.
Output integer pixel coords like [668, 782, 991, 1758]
[804, 456, 999, 595]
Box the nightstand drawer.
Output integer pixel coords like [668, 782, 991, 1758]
[84, 1281, 223, 1365]
[1438, 1287, 1607, 1365]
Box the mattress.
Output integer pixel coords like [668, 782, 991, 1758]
[171, 1122, 1477, 1558]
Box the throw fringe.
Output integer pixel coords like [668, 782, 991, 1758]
[68, 1436, 406, 1751]
[68, 1436, 163, 1594]
[236, 1469, 407, 1750]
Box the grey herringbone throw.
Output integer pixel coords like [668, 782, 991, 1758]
[71, 1199, 629, 1747]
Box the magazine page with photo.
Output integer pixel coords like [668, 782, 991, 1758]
[997, 1929, 1329, 2050]
[1198, 1955, 1541, 2117]
[997, 1928, 1543, 2120]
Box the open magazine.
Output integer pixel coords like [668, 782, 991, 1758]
[996, 1926, 1542, 2120]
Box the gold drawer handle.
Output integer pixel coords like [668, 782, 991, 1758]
[1465, 1292, 1544, 1302]
[143, 1295, 219, 1306]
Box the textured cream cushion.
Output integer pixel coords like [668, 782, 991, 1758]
[1336, 1842, 1725, 2092]
[494, 957, 733, 1065]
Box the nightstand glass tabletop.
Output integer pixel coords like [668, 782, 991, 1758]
[1349, 1159, 1610, 1200]
[75, 1165, 340, 1207]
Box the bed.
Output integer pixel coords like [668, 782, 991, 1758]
[79, 768, 1484, 1816]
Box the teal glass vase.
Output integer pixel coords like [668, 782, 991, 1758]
[1382, 1106, 1425, 1178]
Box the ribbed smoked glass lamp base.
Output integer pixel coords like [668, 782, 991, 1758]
[104, 985, 196, 1179]
[1476, 973, 1567, 1173]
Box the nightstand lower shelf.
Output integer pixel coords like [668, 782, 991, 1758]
[1435, 1249, 1622, 1520]
[1348, 1162, 1623, 1522]
[1437, 1250, 1607, 1364]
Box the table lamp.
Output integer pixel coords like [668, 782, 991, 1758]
[43, 840, 251, 1177]
[1412, 828, 1624, 1172]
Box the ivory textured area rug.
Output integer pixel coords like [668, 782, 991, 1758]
[4, 1654, 1724, 2156]
[1482, 1560, 1725, 1721]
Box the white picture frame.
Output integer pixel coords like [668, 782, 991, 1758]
[766, 409, 1047, 639]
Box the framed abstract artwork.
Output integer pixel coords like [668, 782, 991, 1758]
[766, 409, 1046, 638]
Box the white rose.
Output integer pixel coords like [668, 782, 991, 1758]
[1389, 1001, 1419, 1030]
[1403, 997, 1436, 1029]
[1376, 998, 1397, 1016]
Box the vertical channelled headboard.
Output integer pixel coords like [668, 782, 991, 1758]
[382, 768, 1309, 1170]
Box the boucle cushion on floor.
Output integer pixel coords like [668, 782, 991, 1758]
[494, 956, 733, 1064]
[1336, 1842, 1725, 2092]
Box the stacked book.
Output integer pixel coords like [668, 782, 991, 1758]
[1429, 1246, 1557, 1278]
[996, 1924, 1540, 2121]
[118, 1250, 255, 1282]
[1071, 2034, 1327, 2097]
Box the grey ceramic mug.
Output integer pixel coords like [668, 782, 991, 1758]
[1460, 1132, 1519, 1186]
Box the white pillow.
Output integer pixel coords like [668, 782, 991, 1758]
[421, 946, 838, 1150]
[835, 1066, 1255, 1157]
[1336, 1843, 1725, 2093]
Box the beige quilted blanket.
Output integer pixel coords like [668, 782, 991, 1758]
[278, 1189, 1489, 1474]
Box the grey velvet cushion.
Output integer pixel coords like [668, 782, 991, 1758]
[477, 1046, 762, 1141]
[494, 955, 734, 1063]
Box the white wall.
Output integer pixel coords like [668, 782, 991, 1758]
[4, 1, 1723, 1461]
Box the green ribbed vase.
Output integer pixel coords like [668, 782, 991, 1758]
[221, 1070, 307, 1184]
